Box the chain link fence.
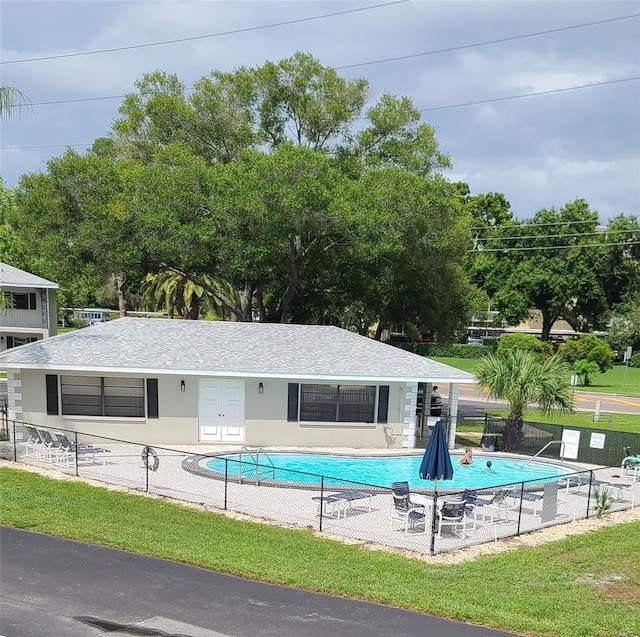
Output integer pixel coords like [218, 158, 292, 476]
[483, 416, 640, 466]
[3, 420, 638, 556]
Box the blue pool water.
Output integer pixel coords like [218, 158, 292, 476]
[203, 453, 573, 490]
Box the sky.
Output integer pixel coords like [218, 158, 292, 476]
[1, 0, 639, 222]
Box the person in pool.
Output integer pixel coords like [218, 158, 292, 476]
[483, 460, 495, 472]
[458, 448, 473, 465]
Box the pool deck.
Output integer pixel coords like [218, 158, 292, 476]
[16, 443, 637, 557]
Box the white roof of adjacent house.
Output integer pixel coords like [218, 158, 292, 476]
[0, 262, 59, 289]
[0, 317, 476, 383]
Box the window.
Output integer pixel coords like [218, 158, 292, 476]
[6, 336, 38, 349]
[299, 384, 376, 423]
[4, 292, 37, 310]
[61, 375, 145, 417]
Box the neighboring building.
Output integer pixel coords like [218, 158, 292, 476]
[467, 309, 592, 344]
[60, 307, 115, 326]
[0, 262, 59, 353]
[0, 318, 475, 449]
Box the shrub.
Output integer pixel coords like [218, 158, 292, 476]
[496, 333, 553, 358]
[629, 353, 640, 368]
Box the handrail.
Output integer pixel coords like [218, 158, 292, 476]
[524, 440, 566, 466]
[238, 446, 276, 485]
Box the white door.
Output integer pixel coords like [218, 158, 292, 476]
[199, 380, 245, 442]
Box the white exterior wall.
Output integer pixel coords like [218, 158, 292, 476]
[10, 369, 415, 448]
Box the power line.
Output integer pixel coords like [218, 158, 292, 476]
[1, 0, 412, 65]
[470, 220, 609, 231]
[469, 241, 640, 253]
[13, 13, 640, 109]
[420, 77, 639, 113]
[336, 13, 640, 70]
[478, 229, 640, 242]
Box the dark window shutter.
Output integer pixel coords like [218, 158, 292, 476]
[7, 336, 14, 349]
[147, 379, 159, 419]
[29, 292, 37, 309]
[377, 385, 389, 423]
[287, 383, 299, 421]
[46, 374, 59, 415]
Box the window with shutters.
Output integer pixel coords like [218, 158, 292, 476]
[60, 376, 145, 417]
[299, 384, 377, 423]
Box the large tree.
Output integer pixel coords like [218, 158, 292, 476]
[472, 199, 608, 340]
[9, 150, 145, 313]
[475, 350, 573, 451]
[9, 54, 474, 332]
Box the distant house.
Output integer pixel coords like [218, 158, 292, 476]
[0, 262, 59, 352]
[0, 318, 475, 449]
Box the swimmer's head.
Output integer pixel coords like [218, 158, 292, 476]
[486, 460, 492, 469]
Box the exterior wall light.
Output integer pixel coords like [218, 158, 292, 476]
[180, 380, 186, 392]
[259, 382, 264, 394]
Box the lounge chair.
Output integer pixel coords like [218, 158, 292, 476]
[464, 488, 519, 523]
[54, 432, 109, 466]
[22, 425, 44, 458]
[36, 428, 65, 463]
[519, 490, 544, 515]
[312, 490, 373, 519]
[390, 482, 428, 534]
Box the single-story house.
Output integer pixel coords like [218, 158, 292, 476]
[0, 318, 476, 449]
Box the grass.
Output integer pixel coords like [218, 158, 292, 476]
[436, 357, 640, 396]
[1, 466, 638, 637]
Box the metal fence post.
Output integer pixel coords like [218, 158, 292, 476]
[12, 420, 17, 461]
[224, 459, 228, 510]
[145, 446, 150, 493]
[319, 477, 325, 533]
[585, 470, 593, 519]
[73, 431, 79, 477]
[429, 491, 438, 556]
[516, 481, 524, 535]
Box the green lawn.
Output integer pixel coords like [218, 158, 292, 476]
[435, 357, 640, 396]
[1, 467, 637, 637]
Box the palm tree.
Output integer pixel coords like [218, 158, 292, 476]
[0, 84, 30, 118]
[474, 349, 573, 451]
[141, 270, 238, 320]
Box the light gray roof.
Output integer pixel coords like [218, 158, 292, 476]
[0, 318, 476, 383]
[0, 262, 59, 289]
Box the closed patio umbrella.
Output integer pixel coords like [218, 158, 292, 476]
[419, 419, 454, 484]
[418, 419, 454, 554]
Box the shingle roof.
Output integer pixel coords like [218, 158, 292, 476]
[0, 318, 476, 383]
[0, 262, 59, 289]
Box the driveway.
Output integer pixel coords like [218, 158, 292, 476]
[0, 526, 517, 637]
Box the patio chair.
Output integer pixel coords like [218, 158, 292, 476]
[435, 499, 467, 538]
[390, 482, 428, 534]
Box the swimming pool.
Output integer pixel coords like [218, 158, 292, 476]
[199, 453, 573, 491]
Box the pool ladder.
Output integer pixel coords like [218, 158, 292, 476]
[524, 440, 566, 466]
[238, 446, 276, 485]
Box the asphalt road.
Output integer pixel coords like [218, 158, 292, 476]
[0, 527, 516, 637]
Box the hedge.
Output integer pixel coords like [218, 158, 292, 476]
[393, 342, 495, 358]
